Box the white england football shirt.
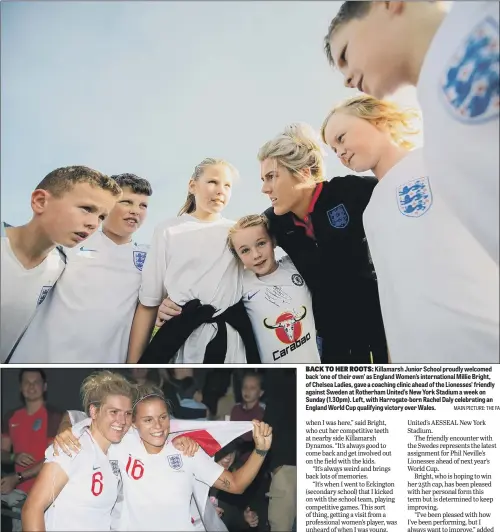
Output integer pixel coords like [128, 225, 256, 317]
[10, 231, 148, 363]
[242, 256, 320, 363]
[0, 222, 65, 362]
[108, 430, 223, 531]
[363, 149, 499, 363]
[44, 429, 120, 531]
[417, 1, 499, 264]
[139, 214, 246, 363]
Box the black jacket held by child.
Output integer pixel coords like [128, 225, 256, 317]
[139, 299, 261, 364]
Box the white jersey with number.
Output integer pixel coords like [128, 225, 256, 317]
[242, 256, 320, 363]
[363, 149, 499, 363]
[10, 230, 148, 363]
[0, 222, 65, 362]
[417, 1, 499, 264]
[44, 429, 120, 531]
[139, 214, 245, 363]
[108, 430, 223, 532]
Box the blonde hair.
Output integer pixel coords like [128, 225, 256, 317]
[320, 95, 421, 150]
[257, 123, 326, 184]
[81, 371, 136, 416]
[133, 383, 170, 417]
[178, 158, 240, 216]
[227, 214, 274, 258]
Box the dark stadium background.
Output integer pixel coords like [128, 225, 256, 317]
[2, 368, 216, 416]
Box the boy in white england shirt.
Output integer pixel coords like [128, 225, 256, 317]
[9, 173, 152, 364]
[324, 1, 499, 265]
[1, 165, 120, 362]
[228, 215, 321, 363]
[321, 94, 498, 363]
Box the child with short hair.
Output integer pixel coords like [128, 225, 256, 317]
[230, 372, 265, 427]
[129, 158, 260, 364]
[324, 1, 499, 265]
[320, 94, 498, 363]
[9, 173, 152, 364]
[228, 215, 321, 363]
[176, 377, 208, 420]
[1, 165, 120, 362]
[229, 372, 269, 530]
[230, 372, 266, 461]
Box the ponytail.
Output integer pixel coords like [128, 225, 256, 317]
[178, 193, 196, 216]
[258, 122, 326, 183]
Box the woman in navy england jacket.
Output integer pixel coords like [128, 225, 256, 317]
[258, 123, 388, 364]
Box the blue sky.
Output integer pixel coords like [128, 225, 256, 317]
[1, 1, 421, 243]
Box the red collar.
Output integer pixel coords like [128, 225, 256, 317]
[292, 182, 324, 238]
[293, 181, 323, 226]
[307, 181, 324, 215]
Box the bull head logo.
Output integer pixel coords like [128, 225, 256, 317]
[264, 307, 307, 344]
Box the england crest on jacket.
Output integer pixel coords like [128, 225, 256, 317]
[441, 16, 499, 123]
[397, 176, 433, 218]
[327, 203, 350, 229]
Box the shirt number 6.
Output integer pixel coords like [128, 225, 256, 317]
[91, 471, 103, 496]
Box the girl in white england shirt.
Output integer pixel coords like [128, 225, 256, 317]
[21, 371, 136, 532]
[54, 385, 272, 532]
[227, 214, 321, 363]
[127, 158, 260, 364]
[320, 94, 498, 363]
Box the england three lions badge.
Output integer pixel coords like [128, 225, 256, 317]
[327, 204, 350, 229]
[397, 176, 433, 218]
[441, 16, 499, 123]
[110, 460, 121, 477]
[133, 251, 147, 271]
[167, 453, 183, 470]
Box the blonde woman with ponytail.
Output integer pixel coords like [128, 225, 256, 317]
[128, 158, 260, 364]
[321, 95, 498, 363]
[258, 122, 388, 365]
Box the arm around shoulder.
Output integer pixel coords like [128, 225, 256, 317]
[57, 412, 72, 434]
